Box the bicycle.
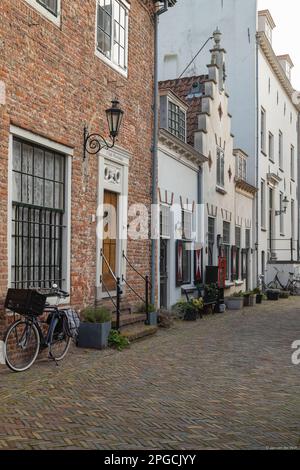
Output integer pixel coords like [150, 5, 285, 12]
[261, 268, 300, 295]
[4, 285, 74, 373]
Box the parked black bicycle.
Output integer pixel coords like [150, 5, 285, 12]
[4, 285, 77, 373]
[259, 268, 300, 295]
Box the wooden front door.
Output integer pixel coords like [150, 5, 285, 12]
[102, 190, 118, 291]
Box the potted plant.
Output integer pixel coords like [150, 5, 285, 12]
[77, 306, 112, 350]
[225, 291, 244, 310]
[204, 283, 219, 303]
[243, 291, 256, 307]
[266, 289, 280, 301]
[172, 299, 198, 321]
[252, 287, 263, 304]
[147, 304, 158, 326]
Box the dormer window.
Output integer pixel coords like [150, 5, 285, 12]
[265, 21, 272, 43]
[168, 100, 186, 142]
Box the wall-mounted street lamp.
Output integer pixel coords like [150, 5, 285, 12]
[217, 234, 224, 248]
[83, 99, 124, 161]
[275, 196, 289, 216]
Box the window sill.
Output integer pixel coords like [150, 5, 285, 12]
[24, 0, 61, 27]
[216, 185, 227, 195]
[224, 281, 235, 289]
[95, 50, 128, 78]
[235, 280, 244, 286]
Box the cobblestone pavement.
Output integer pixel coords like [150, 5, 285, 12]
[1, 298, 300, 450]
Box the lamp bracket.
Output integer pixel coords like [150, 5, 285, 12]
[83, 126, 116, 160]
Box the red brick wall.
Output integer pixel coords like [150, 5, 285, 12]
[0, 0, 154, 337]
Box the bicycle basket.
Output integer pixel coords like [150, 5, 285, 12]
[5, 289, 47, 317]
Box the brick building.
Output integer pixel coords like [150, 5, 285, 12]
[0, 0, 156, 344]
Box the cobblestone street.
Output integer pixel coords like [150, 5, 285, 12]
[1, 298, 300, 450]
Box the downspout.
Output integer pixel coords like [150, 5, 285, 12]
[255, 35, 260, 285]
[297, 112, 300, 261]
[151, 1, 175, 306]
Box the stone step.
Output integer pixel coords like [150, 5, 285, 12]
[120, 324, 158, 342]
[112, 313, 147, 329]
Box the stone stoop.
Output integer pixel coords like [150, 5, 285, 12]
[111, 312, 158, 343]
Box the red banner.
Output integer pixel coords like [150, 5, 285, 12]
[218, 256, 226, 288]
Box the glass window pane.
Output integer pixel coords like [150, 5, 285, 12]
[22, 143, 33, 174]
[44, 180, 54, 207]
[45, 151, 54, 179]
[12, 172, 21, 202]
[34, 147, 44, 177]
[120, 5, 125, 27]
[33, 177, 44, 207]
[13, 140, 22, 171]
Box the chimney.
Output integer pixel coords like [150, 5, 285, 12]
[210, 28, 226, 91]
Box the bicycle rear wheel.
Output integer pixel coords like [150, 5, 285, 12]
[4, 320, 40, 372]
[49, 326, 71, 362]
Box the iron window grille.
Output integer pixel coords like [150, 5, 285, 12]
[182, 210, 192, 241]
[223, 221, 230, 280]
[12, 138, 66, 289]
[168, 101, 186, 142]
[96, 0, 128, 70]
[217, 148, 225, 188]
[36, 0, 58, 16]
[160, 204, 171, 239]
[208, 217, 215, 265]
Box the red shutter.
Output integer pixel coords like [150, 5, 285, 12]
[176, 240, 183, 286]
[194, 249, 202, 283]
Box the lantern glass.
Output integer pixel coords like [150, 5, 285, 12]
[106, 99, 124, 139]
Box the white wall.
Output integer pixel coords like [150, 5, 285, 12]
[158, 0, 258, 176]
[257, 48, 298, 274]
[158, 145, 199, 307]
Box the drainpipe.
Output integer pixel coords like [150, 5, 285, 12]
[255, 35, 260, 286]
[297, 112, 300, 261]
[151, 1, 176, 306]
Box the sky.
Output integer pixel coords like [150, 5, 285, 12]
[258, 0, 300, 90]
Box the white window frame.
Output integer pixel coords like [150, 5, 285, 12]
[261, 179, 266, 229]
[8, 126, 72, 303]
[279, 130, 283, 169]
[268, 131, 274, 162]
[24, 0, 61, 26]
[95, 0, 130, 78]
[160, 204, 171, 239]
[236, 155, 247, 180]
[261, 107, 266, 154]
[167, 98, 187, 143]
[217, 147, 225, 188]
[291, 145, 295, 180]
[182, 209, 193, 241]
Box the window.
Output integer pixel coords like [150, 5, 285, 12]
[291, 145, 295, 180]
[208, 217, 215, 265]
[168, 101, 186, 142]
[182, 243, 191, 285]
[12, 138, 66, 289]
[236, 155, 246, 180]
[279, 131, 283, 169]
[261, 108, 266, 153]
[235, 226, 241, 280]
[223, 221, 230, 280]
[37, 0, 58, 15]
[261, 179, 266, 229]
[279, 193, 284, 235]
[96, 0, 128, 72]
[217, 148, 225, 188]
[268, 132, 274, 162]
[25, 0, 61, 24]
[261, 251, 266, 276]
[182, 210, 192, 240]
[160, 205, 170, 239]
[291, 199, 295, 242]
[245, 229, 251, 249]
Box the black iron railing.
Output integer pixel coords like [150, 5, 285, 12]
[122, 251, 150, 325]
[100, 250, 122, 331]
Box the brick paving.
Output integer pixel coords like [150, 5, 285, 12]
[1, 298, 300, 450]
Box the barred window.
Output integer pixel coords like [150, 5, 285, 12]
[160, 205, 171, 239]
[217, 148, 225, 187]
[208, 217, 215, 265]
[182, 210, 192, 240]
[97, 0, 128, 71]
[37, 0, 58, 16]
[12, 138, 66, 289]
[168, 101, 186, 142]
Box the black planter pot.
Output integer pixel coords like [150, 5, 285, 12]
[256, 294, 263, 304]
[77, 321, 111, 350]
[183, 310, 198, 321]
[266, 290, 280, 301]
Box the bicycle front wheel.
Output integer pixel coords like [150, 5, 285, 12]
[4, 320, 40, 372]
